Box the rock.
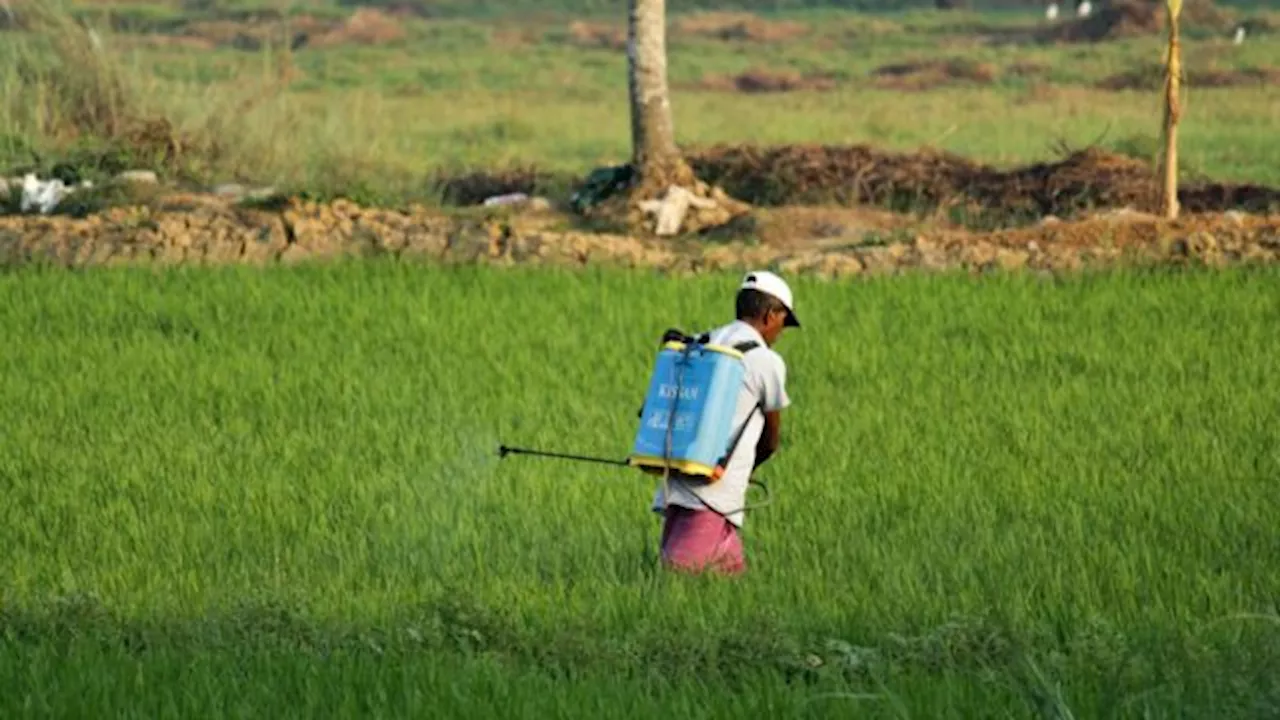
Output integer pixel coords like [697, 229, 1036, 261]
[777, 253, 814, 275]
[1049, 248, 1082, 273]
[278, 244, 310, 265]
[818, 252, 862, 278]
[885, 242, 914, 267]
[212, 183, 247, 199]
[1096, 206, 1159, 223]
[1172, 231, 1220, 263]
[856, 246, 898, 275]
[115, 170, 158, 185]
[482, 192, 530, 208]
[913, 235, 952, 271]
[699, 244, 741, 270]
[958, 240, 998, 268]
[246, 186, 278, 201]
[995, 247, 1029, 271]
[1240, 241, 1275, 264]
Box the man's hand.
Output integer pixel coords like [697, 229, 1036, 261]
[661, 328, 688, 345]
[753, 410, 782, 469]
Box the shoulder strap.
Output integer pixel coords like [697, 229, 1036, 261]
[732, 340, 760, 354]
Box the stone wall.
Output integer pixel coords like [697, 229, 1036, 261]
[2, 197, 1278, 278]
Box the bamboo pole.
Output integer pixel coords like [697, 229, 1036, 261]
[1161, 0, 1184, 219]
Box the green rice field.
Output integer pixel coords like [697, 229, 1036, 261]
[2, 261, 1279, 717]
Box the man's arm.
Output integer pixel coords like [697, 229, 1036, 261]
[753, 409, 782, 469]
[751, 350, 790, 470]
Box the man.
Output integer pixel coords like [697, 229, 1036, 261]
[651, 270, 799, 576]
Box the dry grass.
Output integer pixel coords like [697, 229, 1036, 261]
[0, 2, 301, 184]
[6, 5, 196, 163]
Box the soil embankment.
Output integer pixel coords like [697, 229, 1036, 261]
[2, 194, 1277, 278]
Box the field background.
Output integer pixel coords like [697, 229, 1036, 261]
[2, 0, 1279, 211]
[3, 0, 1280, 717]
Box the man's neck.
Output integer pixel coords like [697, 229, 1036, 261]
[736, 318, 769, 344]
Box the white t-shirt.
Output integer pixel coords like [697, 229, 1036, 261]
[650, 320, 791, 528]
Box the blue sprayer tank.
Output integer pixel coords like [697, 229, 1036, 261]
[628, 338, 748, 481]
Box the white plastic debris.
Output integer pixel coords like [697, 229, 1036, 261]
[21, 174, 72, 214]
[638, 185, 718, 237]
[116, 169, 158, 184]
[16, 173, 93, 215]
[482, 192, 530, 207]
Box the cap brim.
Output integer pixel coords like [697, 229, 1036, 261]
[785, 310, 801, 328]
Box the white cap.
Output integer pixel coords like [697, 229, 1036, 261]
[740, 270, 800, 327]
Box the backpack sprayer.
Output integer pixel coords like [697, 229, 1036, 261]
[496, 328, 772, 519]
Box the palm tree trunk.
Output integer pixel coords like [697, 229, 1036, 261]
[628, 0, 692, 194]
[1161, 0, 1183, 219]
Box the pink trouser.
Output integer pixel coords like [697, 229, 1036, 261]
[659, 506, 746, 575]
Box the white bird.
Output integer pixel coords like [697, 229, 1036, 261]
[1046, 2, 1059, 20]
[1077, 0, 1092, 17]
[1233, 25, 1246, 45]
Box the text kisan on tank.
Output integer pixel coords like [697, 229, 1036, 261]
[657, 384, 701, 401]
[645, 412, 696, 432]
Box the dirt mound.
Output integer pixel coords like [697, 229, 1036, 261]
[871, 58, 998, 91]
[178, 9, 403, 51]
[686, 143, 1280, 222]
[121, 34, 219, 50]
[561, 12, 807, 50]
[1098, 63, 1280, 90]
[430, 166, 572, 206]
[180, 17, 310, 51]
[672, 12, 809, 43]
[564, 20, 626, 50]
[306, 8, 406, 48]
[691, 68, 839, 94]
[1040, 0, 1236, 43]
[1006, 61, 1050, 78]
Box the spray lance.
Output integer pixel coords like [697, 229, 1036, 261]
[496, 328, 773, 520]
